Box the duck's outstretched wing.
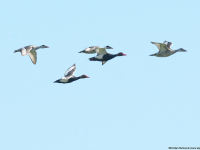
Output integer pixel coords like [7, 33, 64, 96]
[163, 41, 173, 49]
[64, 64, 76, 78]
[21, 46, 33, 56]
[102, 61, 107, 65]
[151, 42, 170, 52]
[28, 50, 37, 64]
[95, 48, 108, 55]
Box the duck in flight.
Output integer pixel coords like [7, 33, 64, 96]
[89, 47, 126, 65]
[79, 45, 113, 54]
[14, 45, 49, 64]
[54, 64, 89, 84]
[150, 41, 187, 57]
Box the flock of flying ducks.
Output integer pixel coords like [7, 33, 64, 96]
[14, 40, 187, 84]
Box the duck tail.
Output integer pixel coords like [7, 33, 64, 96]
[149, 54, 155, 56]
[14, 50, 19, 53]
[53, 79, 60, 83]
[78, 50, 84, 53]
[89, 57, 96, 61]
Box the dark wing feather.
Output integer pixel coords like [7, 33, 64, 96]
[163, 41, 173, 49]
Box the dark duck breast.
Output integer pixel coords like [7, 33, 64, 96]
[54, 64, 89, 84]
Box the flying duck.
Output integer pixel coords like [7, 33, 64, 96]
[54, 64, 89, 84]
[79, 45, 113, 54]
[89, 47, 126, 65]
[150, 41, 187, 57]
[14, 45, 49, 64]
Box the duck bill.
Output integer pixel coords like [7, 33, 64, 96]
[123, 54, 127, 56]
[86, 76, 90, 78]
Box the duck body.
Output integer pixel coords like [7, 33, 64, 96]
[89, 53, 116, 61]
[14, 45, 49, 64]
[150, 41, 187, 57]
[89, 52, 126, 65]
[54, 64, 89, 84]
[54, 76, 81, 84]
[150, 50, 176, 57]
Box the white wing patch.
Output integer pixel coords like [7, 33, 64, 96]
[163, 41, 168, 45]
[95, 54, 104, 59]
[85, 47, 93, 52]
[60, 77, 69, 82]
[163, 41, 173, 49]
[64, 64, 76, 77]
[84, 46, 99, 52]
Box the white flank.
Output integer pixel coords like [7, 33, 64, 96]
[95, 54, 104, 59]
[21, 47, 27, 56]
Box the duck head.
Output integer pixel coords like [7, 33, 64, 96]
[105, 45, 113, 49]
[40, 45, 49, 48]
[80, 75, 90, 78]
[117, 52, 127, 56]
[176, 48, 187, 52]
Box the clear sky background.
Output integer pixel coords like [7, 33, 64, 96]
[0, 0, 200, 150]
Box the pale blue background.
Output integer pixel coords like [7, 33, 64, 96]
[0, 0, 200, 150]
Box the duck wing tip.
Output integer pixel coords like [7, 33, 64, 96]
[102, 61, 107, 65]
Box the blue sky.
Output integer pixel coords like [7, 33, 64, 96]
[0, 0, 200, 149]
